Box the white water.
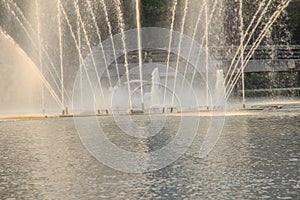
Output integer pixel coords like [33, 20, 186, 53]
[35, 0, 45, 113]
[74, 0, 109, 96]
[77, 17, 83, 109]
[0, 30, 62, 108]
[136, 0, 144, 110]
[0, 0, 294, 114]
[180, 2, 206, 91]
[60, 3, 104, 109]
[4, 0, 62, 97]
[214, 69, 225, 107]
[86, 0, 111, 89]
[189, 0, 219, 88]
[171, 0, 189, 108]
[163, 0, 178, 107]
[57, 0, 65, 111]
[205, 3, 209, 109]
[4, 0, 64, 99]
[151, 68, 163, 106]
[99, 0, 121, 87]
[239, 0, 245, 107]
[114, 0, 133, 111]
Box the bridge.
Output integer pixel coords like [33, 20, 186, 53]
[106, 45, 300, 73]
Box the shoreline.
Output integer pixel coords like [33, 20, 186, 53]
[1, 102, 300, 120]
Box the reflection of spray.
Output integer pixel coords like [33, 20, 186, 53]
[151, 68, 162, 106]
[214, 69, 225, 108]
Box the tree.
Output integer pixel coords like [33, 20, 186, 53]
[141, 0, 171, 28]
[287, 0, 300, 43]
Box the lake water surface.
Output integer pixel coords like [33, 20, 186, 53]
[0, 113, 299, 199]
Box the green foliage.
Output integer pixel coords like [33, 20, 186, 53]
[120, 0, 136, 30]
[287, 0, 300, 43]
[140, 0, 171, 28]
[139, 0, 300, 44]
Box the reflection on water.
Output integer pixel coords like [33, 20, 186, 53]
[0, 115, 299, 199]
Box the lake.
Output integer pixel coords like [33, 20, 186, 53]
[0, 112, 299, 199]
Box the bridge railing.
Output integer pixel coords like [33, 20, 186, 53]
[103, 45, 300, 72]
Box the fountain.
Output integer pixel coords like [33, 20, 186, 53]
[0, 0, 297, 115]
[214, 68, 226, 109]
[23, 0, 296, 171]
[0, 30, 61, 116]
[1, 0, 300, 194]
[150, 67, 162, 107]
